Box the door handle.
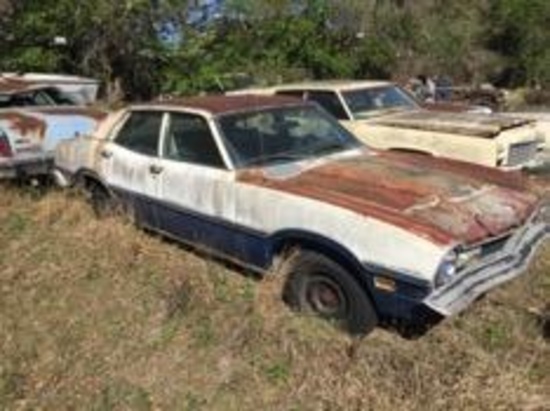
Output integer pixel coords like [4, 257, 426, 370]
[149, 164, 164, 175]
[100, 149, 112, 159]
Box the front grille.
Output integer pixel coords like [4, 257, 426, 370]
[506, 141, 538, 166]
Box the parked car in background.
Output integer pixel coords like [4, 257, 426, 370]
[229, 81, 543, 169]
[0, 76, 105, 180]
[54, 95, 549, 335]
[1, 73, 100, 105]
[419, 91, 550, 166]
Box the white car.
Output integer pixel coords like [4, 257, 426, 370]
[0, 76, 105, 180]
[54, 95, 549, 335]
[229, 81, 543, 169]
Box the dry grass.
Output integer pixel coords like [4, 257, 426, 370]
[0, 183, 549, 411]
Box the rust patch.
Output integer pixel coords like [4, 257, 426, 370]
[380, 150, 527, 191]
[149, 94, 311, 115]
[238, 152, 538, 246]
[0, 111, 47, 139]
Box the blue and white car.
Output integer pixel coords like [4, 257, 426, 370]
[54, 95, 549, 335]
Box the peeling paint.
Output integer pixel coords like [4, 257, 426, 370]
[0, 111, 47, 139]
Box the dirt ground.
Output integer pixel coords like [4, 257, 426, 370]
[0, 184, 548, 411]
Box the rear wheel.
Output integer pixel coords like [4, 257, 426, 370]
[89, 182, 115, 217]
[282, 250, 378, 336]
[77, 176, 116, 218]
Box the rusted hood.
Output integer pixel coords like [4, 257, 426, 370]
[368, 109, 533, 138]
[0, 107, 106, 151]
[239, 151, 538, 246]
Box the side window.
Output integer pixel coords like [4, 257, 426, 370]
[162, 112, 225, 168]
[306, 91, 349, 120]
[33, 90, 56, 106]
[115, 111, 163, 156]
[275, 90, 305, 100]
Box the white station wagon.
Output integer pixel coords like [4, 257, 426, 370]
[54, 95, 549, 335]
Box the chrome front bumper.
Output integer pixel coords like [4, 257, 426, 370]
[424, 219, 549, 316]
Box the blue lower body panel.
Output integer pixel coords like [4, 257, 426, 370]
[114, 188, 273, 270]
[111, 186, 437, 327]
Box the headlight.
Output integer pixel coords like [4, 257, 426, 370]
[435, 251, 457, 288]
[435, 247, 482, 288]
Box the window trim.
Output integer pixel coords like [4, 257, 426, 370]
[111, 109, 166, 157]
[304, 90, 352, 121]
[159, 110, 232, 170]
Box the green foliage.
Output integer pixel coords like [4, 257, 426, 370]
[1, 0, 179, 99]
[1, 0, 549, 99]
[485, 0, 550, 86]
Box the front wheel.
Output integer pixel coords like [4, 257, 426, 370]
[282, 250, 378, 336]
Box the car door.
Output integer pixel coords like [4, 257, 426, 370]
[100, 109, 165, 227]
[155, 111, 247, 257]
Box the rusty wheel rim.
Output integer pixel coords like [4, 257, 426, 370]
[304, 275, 347, 318]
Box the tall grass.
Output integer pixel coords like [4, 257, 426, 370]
[0, 185, 548, 410]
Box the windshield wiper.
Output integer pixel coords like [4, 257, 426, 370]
[245, 153, 307, 167]
[310, 142, 347, 156]
[355, 106, 412, 118]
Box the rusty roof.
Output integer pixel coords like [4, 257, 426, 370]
[145, 94, 309, 115]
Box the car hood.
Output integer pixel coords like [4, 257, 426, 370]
[238, 150, 538, 246]
[0, 107, 106, 151]
[366, 109, 533, 138]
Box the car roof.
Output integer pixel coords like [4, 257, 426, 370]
[275, 80, 393, 91]
[231, 80, 395, 94]
[136, 94, 310, 115]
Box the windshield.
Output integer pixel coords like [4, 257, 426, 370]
[218, 104, 361, 168]
[342, 86, 418, 119]
[0, 87, 77, 109]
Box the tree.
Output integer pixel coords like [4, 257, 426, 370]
[1, 0, 187, 100]
[485, 0, 550, 87]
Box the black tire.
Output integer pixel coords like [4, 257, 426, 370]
[282, 250, 378, 336]
[78, 177, 116, 218]
[90, 183, 114, 217]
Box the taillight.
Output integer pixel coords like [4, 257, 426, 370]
[0, 131, 13, 157]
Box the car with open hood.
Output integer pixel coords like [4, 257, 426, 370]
[0, 76, 105, 180]
[54, 95, 549, 335]
[229, 81, 543, 169]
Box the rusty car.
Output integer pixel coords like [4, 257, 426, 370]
[54, 95, 549, 335]
[229, 81, 543, 169]
[0, 76, 106, 180]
